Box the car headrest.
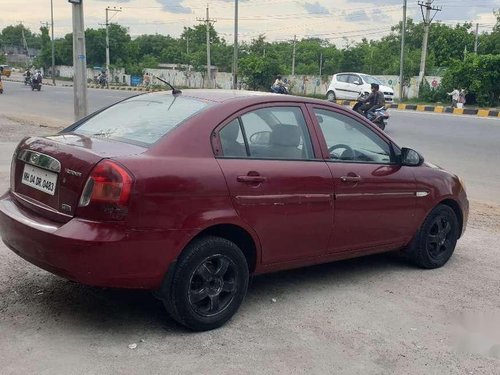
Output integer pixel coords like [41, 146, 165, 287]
[270, 125, 301, 147]
[221, 121, 240, 142]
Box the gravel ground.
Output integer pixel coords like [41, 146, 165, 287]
[0, 117, 499, 374]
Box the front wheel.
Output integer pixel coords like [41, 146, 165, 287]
[161, 236, 249, 331]
[405, 204, 459, 269]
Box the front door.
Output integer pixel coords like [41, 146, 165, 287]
[310, 106, 417, 253]
[215, 105, 333, 264]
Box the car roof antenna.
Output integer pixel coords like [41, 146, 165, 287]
[153, 76, 182, 95]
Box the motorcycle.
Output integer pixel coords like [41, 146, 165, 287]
[270, 81, 290, 95]
[352, 92, 389, 131]
[24, 75, 31, 86]
[31, 75, 42, 91]
[98, 75, 108, 88]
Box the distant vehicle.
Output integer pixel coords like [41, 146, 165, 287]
[326, 73, 394, 103]
[0, 65, 12, 78]
[352, 92, 390, 131]
[0, 90, 468, 331]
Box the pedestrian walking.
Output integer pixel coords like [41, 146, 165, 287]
[447, 88, 460, 108]
[143, 72, 151, 87]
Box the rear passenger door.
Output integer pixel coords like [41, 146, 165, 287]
[334, 74, 350, 100]
[214, 104, 334, 265]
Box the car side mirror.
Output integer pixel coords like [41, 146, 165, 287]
[249, 131, 271, 145]
[401, 147, 424, 166]
[353, 80, 361, 85]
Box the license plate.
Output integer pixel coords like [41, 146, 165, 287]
[21, 164, 58, 196]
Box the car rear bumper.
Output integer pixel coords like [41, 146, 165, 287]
[0, 192, 193, 289]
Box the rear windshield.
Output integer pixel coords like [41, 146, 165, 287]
[74, 94, 209, 146]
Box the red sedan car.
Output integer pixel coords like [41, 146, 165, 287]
[0, 90, 468, 331]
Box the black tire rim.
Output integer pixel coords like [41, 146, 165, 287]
[426, 214, 454, 261]
[188, 255, 239, 317]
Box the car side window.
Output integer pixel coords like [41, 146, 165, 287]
[219, 119, 248, 157]
[219, 107, 314, 160]
[348, 75, 362, 85]
[314, 109, 393, 164]
[336, 74, 348, 83]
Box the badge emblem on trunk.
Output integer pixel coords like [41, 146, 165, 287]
[65, 168, 82, 177]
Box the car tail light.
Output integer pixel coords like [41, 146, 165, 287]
[77, 160, 133, 221]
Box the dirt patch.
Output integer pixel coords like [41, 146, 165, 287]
[0, 115, 61, 142]
[469, 201, 500, 233]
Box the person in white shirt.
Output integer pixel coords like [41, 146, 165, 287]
[448, 88, 460, 108]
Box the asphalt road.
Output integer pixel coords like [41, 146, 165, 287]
[1, 80, 499, 204]
[0, 81, 500, 374]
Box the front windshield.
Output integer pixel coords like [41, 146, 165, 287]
[360, 74, 382, 85]
[73, 94, 209, 146]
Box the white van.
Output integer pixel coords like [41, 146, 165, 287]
[326, 72, 394, 102]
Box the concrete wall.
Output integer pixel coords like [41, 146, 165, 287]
[282, 75, 443, 100]
[50, 65, 442, 100]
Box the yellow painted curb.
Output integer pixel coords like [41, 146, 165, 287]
[434, 106, 444, 113]
[453, 108, 464, 115]
[477, 109, 489, 117]
[398, 104, 406, 110]
[416, 105, 426, 112]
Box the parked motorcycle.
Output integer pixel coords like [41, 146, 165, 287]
[352, 92, 389, 131]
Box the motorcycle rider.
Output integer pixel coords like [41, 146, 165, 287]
[358, 83, 385, 119]
[271, 75, 287, 94]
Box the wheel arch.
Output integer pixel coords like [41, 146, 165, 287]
[438, 198, 464, 238]
[187, 223, 259, 274]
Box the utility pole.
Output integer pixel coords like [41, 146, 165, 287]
[70, 0, 88, 120]
[105, 6, 121, 84]
[417, 0, 441, 92]
[232, 0, 239, 89]
[474, 23, 479, 53]
[17, 21, 30, 62]
[399, 0, 407, 102]
[197, 5, 216, 88]
[291, 35, 297, 76]
[319, 52, 323, 77]
[186, 36, 189, 55]
[51, 0, 56, 85]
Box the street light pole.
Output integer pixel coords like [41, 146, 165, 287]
[399, 0, 407, 101]
[70, 0, 88, 120]
[50, 0, 56, 86]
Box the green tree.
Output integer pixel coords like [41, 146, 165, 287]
[441, 54, 500, 106]
[239, 54, 281, 90]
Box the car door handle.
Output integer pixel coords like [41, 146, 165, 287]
[340, 175, 362, 183]
[237, 175, 267, 183]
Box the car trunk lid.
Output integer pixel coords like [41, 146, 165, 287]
[12, 134, 146, 222]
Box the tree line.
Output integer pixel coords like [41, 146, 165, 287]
[1, 13, 499, 106]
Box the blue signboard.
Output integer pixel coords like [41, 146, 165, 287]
[130, 75, 142, 87]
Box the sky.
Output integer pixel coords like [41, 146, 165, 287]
[0, 0, 498, 46]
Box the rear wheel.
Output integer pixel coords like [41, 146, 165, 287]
[405, 204, 459, 269]
[161, 236, 249, 331]
[327, 91, 336, 102]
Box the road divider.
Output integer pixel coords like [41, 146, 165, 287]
[335, 100, 500, 118]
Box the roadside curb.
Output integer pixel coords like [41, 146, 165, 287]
[335, 100, 500, 118]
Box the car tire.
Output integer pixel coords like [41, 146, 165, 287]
[162, 236, 249, 331]
[327, 91, 336, 102]
[405, 204, 459, 269]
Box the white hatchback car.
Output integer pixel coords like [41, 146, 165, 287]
[326, 73, 394, 103]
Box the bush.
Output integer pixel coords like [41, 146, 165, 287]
[419, 79, 448, 103]
[441, 54, 500, 107]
